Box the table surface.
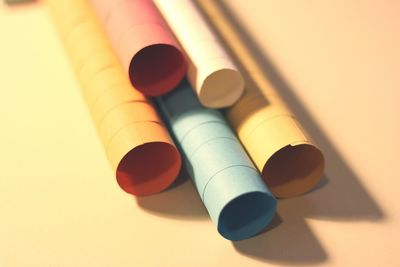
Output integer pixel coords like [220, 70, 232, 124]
[1, 1, 399, 266]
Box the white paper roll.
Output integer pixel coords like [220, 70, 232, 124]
[154, 0, 244, 108]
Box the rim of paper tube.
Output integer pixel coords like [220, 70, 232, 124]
[217, 191, 276, 241]
[116, 141, 181, 196]
[262, 143, 325, 198]
[129, 44, 187, 96]
[199, 68, 244, 108]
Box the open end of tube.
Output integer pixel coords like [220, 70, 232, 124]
[129, 44, 187, 96]
[200, 68, 244, 108]
[217, 192, 276, 241]
[116, 141, 181, 196]
[262, 144, 325, 198]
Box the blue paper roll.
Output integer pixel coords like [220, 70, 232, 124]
[156, 80, 277, 241]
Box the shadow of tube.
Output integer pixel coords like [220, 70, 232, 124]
[195, 0, 386, 264]
[136, 168, 208, 220]
[209, 0, 385, 223]
[233, 210, 327, 265]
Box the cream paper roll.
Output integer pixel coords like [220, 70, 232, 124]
[154, 0, 244, 108]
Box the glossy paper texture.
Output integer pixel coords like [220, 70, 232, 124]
[154, 0, 244, 108]
[197, 0, 325, 198]
[157, 81, 276, 240]
[45, 0, 181, 196]
[91, 0, 187, 96]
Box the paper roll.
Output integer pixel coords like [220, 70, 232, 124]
[197, 1, 325, 198]
[46, 0, 181, 196]
[157, 81, 276, 241]
[91, 0, 187, 96]
[154, 0, 244, 108]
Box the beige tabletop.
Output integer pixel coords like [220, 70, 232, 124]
[0, 0, 399, 266]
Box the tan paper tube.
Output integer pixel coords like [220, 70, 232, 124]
[154, 0, 244, 108]
[197, 0, 325, 198]
[45, 0, 181, 196]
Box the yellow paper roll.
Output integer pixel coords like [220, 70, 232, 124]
[45, 0, 181, 196]
[197, 0, 325, 198]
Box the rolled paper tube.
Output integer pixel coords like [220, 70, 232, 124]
[46, 0, 181, 196]
[156, 81, 277, 241]
[154, 0, 244, 108]
[197, 1, 325, 198]
[91, 0, 187, 96]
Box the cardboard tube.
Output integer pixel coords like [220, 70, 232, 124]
[98, 101, 161, 144]
[91, 0, 187, 96]
[157, 81, 276, 241]
[197, 0, 325, 198]
[154, 0, 244, 108]
[46, 0, 181, 196]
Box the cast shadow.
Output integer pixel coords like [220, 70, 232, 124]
[212, 1, 384, 221]
[233, 210, 327, 265]
[196, 0, 385, 264]
[211, 0, 385, 224]
[136, 167, 208, 220]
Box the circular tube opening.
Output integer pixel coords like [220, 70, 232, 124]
[200, 68, 244, 108]
[262, 144, 325, 198]
[116, 142, 181, 196]
[129, 44, 186, 96]
[217, 192, 276, 241]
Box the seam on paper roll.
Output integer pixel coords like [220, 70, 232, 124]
[59, 10, 87, 37]
[201, 165, 259, 201]
[87, 81, 123, 111]
[78, 57, 117, 83]
[245, 114, 297, 139]
[188, 136, 239, 161]
[91, 94, 149, 121]
[78, 63, 114, 87]
[64, 17, 90, 45]
[178, 120, 226, 143]
[96, 100, 154, 130]
[83, 66, 122, 92]
[105, 120, 163, 153]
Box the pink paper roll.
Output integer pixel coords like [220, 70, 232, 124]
[91, 0, 187, 96]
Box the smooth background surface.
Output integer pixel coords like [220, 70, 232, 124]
[0, 0, 399, 266]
